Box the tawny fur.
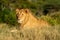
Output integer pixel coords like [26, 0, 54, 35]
[16, 8, 50, 29]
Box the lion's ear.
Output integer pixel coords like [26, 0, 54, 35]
[25, 9, 29, 13]
[16, 8, 20, 12]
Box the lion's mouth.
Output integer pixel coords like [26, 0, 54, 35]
[18, 20, 22, 23]
[17, 18, 24, 23]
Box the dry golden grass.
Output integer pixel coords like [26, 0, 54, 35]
[0, 23, 60, 40]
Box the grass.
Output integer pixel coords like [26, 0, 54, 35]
[40, 11, 60, 25]
[0, 23, 60, 40]
[0, 11, 60, 40]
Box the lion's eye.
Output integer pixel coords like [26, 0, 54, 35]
[22, 14, 23, 15]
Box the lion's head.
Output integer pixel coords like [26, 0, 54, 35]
[16, 8, 29, 23]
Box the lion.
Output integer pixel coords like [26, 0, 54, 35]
[16, 8, 50, 29]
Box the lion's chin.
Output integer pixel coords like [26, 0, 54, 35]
[18, 18, 25, 23]
[18, 20, 22, 23]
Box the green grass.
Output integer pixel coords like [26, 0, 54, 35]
[40, 11, 60, 26]
[0, 23, 60, 40]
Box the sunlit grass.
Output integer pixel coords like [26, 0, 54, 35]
[0, 23, 60, 40]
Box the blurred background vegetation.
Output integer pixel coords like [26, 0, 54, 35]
[0, 0, 60, 26]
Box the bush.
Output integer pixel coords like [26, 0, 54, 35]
[0, 8, 17, 26]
